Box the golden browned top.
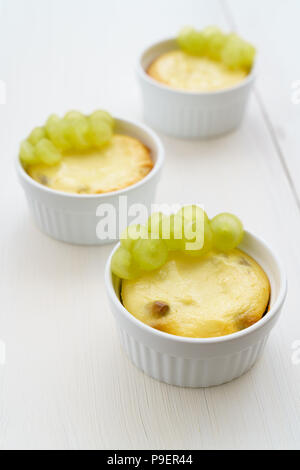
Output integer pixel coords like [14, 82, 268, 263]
[27, 134, 153, 194]
[147, 50, 248, 92]
[122, 249, 270, 339]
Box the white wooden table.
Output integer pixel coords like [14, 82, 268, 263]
[0, 0, 300, 450]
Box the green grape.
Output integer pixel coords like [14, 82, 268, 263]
[222, 33, 256, 71]
[162, 214, 185, 251]
[133, 239, 168, 271]
[19, 140, 39, 166]
[147, 212, 164, 239]
[147, 212, 185, 250]
[202, 26, 226, 61]
[45, 114, 70, 151]
[210, 212, 244, 252]
[177, 26, 206, 56]
[184, 218, 213, 256]
[120, 224, 148, 251]
[166, 217, 185, 251]
[177, 206, 209, 250]
[63, 111, 90, 150]
[64, 111, 84, 120]
[28, 126, 46, 146]
[177, 205, 209, 224]
[90, 110, 114, 128]
[111, 246, 141, 280]
[35, 138, 62, 166]
[88, 114, 113, 148]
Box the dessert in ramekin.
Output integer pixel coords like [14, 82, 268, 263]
[137, 27, 256, 138]
[122, 249, 270, 339]
[105, 208, 286, 387]
[17, 112, 164, 245]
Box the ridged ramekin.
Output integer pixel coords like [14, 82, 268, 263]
[137, 38, 255, 139]
[105, 231, 287, 387]
[16, 117, 164, 245]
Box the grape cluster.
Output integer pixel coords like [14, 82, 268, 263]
[19, 110, 115, 167]
[111, 206, 244, 280]
[177, 26, 256, 71]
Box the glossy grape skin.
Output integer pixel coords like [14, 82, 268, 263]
[111, 247, 141, 280]
[147, 212, 185, 250]
[177, 27, 206, 56]
[147, 212, 166, 240]
[35, 138, 62, 166]
[88, 116, 113, 148]
[45, 111, 114, 151]
[210, 213, 244, 252]
[112, 208, 245, 279]
[88, 111, 114, 148]
[177, 206, 210, 251]
[28, 127, 46, 146]
[177, 26, 255, 71]
[184, 218, 213, 256]
[19, 140, 39, 166]
[63, 111, 90, 150]
[64, 111, 84, 120]
[120, 224, 148, 251]
[45, 115, 70, 151]
[202, 26, 226, 61]
[90, 110, 114, 128]
[133, 239, 168, 271]
[161, 214, 185, 251]
[21, 109, 115, 171]
[177, 205, 209, 224]
[222, 33, 256, 71]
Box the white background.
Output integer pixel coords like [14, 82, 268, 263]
[0, 0, 300, 450]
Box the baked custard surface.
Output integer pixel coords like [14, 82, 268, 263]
[27, 134, 153, 194]
[147, 50, 248, 92]
[122, 249, 270, 338]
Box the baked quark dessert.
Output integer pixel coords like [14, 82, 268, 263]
[19, 110, 153, 194]
[111, 207, 270, 339]
[147, 26, 256, 92]
[122, 249, 270, 338]
[26, 134, 153, 194]
[148, 52, 248, 92]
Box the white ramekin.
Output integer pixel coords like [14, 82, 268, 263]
[105, 231, 287, 387]
[137, 38, 255, 139]
[16, 117, 164, 245]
